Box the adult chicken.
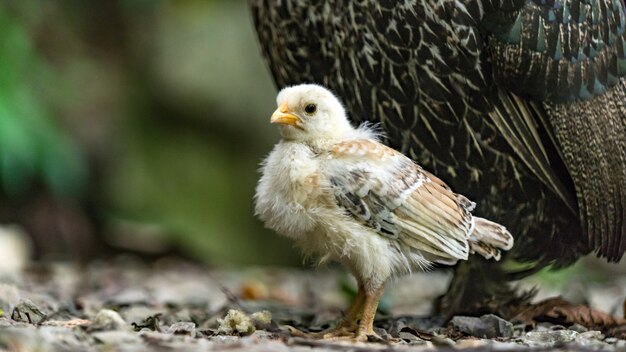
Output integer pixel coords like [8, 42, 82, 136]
[250, 0, 626, 316]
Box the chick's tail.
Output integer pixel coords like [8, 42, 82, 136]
[469, 217, 514, 261]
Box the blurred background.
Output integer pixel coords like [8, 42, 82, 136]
[0, 0, 625, 304]
[0, 0, 300, 266]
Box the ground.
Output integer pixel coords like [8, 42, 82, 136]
[0, 256, 625, 351]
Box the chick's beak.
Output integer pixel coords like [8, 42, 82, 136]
[270, 102, 302, 128]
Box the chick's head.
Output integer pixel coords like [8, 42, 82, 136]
[270, 84, 353, 141]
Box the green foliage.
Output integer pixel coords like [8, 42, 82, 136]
[0, 10, 86, 198]
[531, 261, 608, 288]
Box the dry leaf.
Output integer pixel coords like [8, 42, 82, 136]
[512, 297, 626, 330]
[399, 326, 434, 340]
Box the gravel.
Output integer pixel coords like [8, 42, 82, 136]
[0, 257, 624, 351]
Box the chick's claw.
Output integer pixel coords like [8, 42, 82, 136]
[285, 321, 389, 344]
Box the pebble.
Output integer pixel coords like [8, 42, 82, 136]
[569, 323, 589, 333]
[431, 334, 455, 346]
[450, 314, 513, 338]
[3, 261, 626, 351]
[11, 299, 47, 324]
[520, 330, 578, 347]
[578, 330, 604, 340]
[454, 338, 488, 349]
[573, 330, 610, 349]
[91, 309, 128, 331]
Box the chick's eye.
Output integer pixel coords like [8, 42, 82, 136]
[304, 104, 317, 114]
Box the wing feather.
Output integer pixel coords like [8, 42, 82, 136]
[328, 138, 474, 262]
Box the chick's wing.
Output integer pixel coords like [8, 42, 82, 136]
[327, 139, 474, 262]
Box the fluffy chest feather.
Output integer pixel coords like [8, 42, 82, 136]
[254, 141, 330, 238]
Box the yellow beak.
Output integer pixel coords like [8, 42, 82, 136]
[270, 102, 302, 128]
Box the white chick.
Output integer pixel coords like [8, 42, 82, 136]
[254, 84, 514, 341]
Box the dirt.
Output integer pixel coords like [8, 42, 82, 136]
[0, 256, 624, 351]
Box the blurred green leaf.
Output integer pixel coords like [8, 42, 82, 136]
[0, 9, 86, 198]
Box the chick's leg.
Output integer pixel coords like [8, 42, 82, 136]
[289, 282, 384, 341]
[354, 284, 385, 341]
[314, 283, 365, 338]
[337, 283, 366, 328]
[288, 284, 365, 338]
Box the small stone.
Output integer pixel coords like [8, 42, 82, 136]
[480, 314, 514, 338]
[578, 330, 603, 340]
[605, 337, 618, 344]
[387, 316, 443, 337]
[569, 324, 588, 333]
[449, 314, 513, 338]
[455, 338, 488, 349]
[91, 309, 128, 331]
[431, 334, 455, 346]
[166, 321, 196, 337]
[573, 330, 609, 349]
[520, 330, 577, 347]
[11, 299, 47, 324]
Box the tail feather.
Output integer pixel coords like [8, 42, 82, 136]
[469, 217, 514, 261]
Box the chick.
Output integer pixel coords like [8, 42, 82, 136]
[254, 84, 514, 341]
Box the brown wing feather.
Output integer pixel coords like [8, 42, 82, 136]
[328, 139, 475, 262]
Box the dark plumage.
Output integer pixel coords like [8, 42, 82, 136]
[250, 0, 626, 313]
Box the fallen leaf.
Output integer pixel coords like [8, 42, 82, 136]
[512, 297, 626, 331]
[399, 326, 433, 340]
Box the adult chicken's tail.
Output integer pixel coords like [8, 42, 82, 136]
[469, 217, 514, 261]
